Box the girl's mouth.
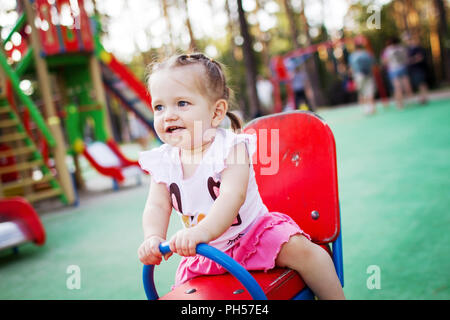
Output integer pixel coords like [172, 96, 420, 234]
[166, 126, 185, 134]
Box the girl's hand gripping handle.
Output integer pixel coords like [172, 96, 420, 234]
[142, 241, 267, 300]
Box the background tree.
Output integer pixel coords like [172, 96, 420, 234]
[282, 0, 326, 108]
[283, 0, 299, 49]
[433, 0, 450, 82]
[161, 0, 176, 55]
[181, 0, 197, 52]
[236, 0, 262, 118]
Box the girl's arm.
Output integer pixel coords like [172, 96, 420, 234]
[138, 177, 172, 265]
[142, 177, 172, 239]
[169, 143, 250, 256]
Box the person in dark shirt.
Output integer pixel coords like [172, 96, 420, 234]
[407, 35, 429, 104]
[291, 64, 313, 111]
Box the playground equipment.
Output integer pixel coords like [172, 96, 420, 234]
[96, 40, 154, 132]
[83, 140, 141, 186]
[0, 64, 68, 204]
[142, 111, 344, 300]
[270, 35, 387, 112]
[0, 197, 45, 252]
[0, 0, 155, 204]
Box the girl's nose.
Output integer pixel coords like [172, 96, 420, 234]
[164, 106, 179, 121]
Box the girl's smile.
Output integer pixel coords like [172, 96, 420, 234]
[165, 125, 186, 134]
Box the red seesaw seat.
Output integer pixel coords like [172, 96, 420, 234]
[156, 111, 343, 300]
[161, 244, 331, 300]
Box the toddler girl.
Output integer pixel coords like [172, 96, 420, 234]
[137, 53, 345, 300]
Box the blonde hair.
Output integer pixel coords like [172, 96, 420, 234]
[147, 53, 242, 132]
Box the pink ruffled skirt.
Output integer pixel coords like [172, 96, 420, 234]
[174, 212, 311, 288]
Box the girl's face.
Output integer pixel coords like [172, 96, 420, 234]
[149, 65, 225, 151]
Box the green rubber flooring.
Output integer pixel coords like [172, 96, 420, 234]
[1, 97, 449, 299]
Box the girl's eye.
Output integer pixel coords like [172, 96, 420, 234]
[178, 101, 189, 107]
[154, 105, 164, 112]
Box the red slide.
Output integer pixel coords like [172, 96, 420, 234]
[107, 54, 152, 107]
[0, 197, 46, 251]
[100, 51, 155, 133]
[82, 139, 142, 183]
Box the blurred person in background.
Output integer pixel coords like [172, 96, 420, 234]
[256, 75, 274, 115]
[381, 37, 413, 109]
[349, 43, 377, 115]
[406, 34, 429, 104]
[291, 64, 313, 111]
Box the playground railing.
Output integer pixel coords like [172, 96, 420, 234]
[0, 48, 56, 147]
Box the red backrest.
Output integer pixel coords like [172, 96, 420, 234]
[244, 111, 340, 244]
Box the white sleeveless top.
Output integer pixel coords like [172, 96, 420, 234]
[138, 128, 269, 251]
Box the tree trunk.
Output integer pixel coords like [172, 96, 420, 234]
[236, 0, 261, 118]
[224, 0, 238, 60]
[161, 0, 175, 54]
[253, 0, 271, 71]
[296, 0, 326, 109]
[283, 0, 300, 49]
[181, 0, 197, 52]
[434, 0, 450, 82]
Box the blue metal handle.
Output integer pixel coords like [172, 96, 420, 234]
[142, 241, 267, 300]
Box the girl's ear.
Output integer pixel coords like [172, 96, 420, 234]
[211, 99, 228, 127]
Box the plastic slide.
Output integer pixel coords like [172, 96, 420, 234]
[97, 45, 155, 135]
[82, 139, 142, 183]
[105, 53, 151, 107]
[0, 197, 45, 251]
